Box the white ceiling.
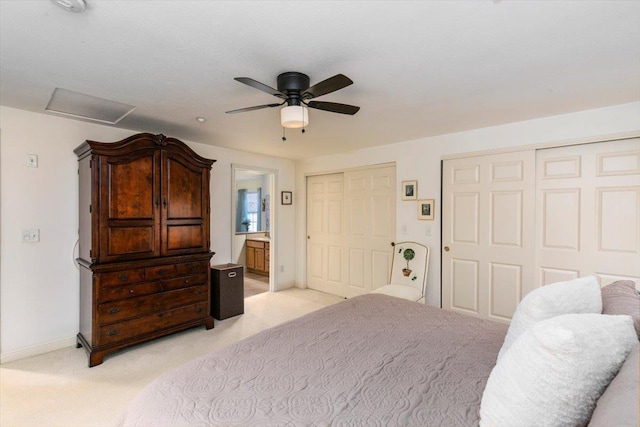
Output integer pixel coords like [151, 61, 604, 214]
[1, 1, 639, 160]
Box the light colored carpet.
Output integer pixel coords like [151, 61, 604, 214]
[0, 288, 344, 427]
[244, 272, 269, 298]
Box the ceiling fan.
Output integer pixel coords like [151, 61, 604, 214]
[226, 72, 360, 131]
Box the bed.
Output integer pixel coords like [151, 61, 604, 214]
[123, 294, 507, 426]
[122, 278, 639, 427]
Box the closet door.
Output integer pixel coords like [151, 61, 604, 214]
[344, 165, 396, 298]
[442, 151, 536, 322]
[306, 165, 396, 298]
[536, 138, 640, 287]
[306, 173, 346, 296]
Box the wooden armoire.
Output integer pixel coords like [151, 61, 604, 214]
[74, 133, 215, 367]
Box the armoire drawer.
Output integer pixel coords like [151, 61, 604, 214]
[97, 268, 208, 303]
[177, 261, 209, 276]
[145, 264, 177, 280]
[162, 273, 208, 292]
[100, 268, 146, 287]
[98, 285, 208, 324]
[98, 302, 208, 345]
[99, 281, 162, 303]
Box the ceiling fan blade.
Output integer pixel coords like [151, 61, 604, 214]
[234, 77, 286, 99]
[302, 74, 353, 99]
[306, 101, 360, 115]
[225, 103, 283, 114]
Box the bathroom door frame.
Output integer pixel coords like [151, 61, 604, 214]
[231, 164, 278, 292]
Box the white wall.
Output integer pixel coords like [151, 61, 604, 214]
[295, 102, 640, 307]
[0, 106, 296, 361]
[2, 101, 638, 361]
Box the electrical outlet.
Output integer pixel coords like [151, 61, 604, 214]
[22, 229, 40, 243]
[26, 154, 38, 168]
[401, 225, 408, 235]
[426, 225, 433, 236]
[280, 265, 284, 273]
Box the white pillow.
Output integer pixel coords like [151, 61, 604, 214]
[480, 313, 637, 427]
[497, 276, 601, 360]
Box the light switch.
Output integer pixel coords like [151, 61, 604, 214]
[22, 229, 40, 243]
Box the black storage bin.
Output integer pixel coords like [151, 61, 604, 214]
[210, 263, 244, 320]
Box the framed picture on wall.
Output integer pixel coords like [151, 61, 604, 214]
[401, 180, 417, 200]
[281, 191, 292, 205]
[418, 199, 435, 220]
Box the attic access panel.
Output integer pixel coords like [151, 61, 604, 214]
[45, 87, 135, 124]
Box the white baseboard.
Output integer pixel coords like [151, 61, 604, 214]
[0, 336, 77, 364]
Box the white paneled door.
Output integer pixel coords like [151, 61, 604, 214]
[343, 166, 396, 298]
[306, 166, 396, 298]
[536, 138, 640, 288]
[442, 151, 536, 322]
[306, 173, 345, 296]
[443, 137, 640, 323]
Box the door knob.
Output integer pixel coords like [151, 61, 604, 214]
[444, 246, 450, 252]
[307, 235, 310, 239]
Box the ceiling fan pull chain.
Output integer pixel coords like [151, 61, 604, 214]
[282, 127, 287, 142]
[301, 107, 306, 134]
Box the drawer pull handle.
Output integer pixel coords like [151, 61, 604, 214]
[118, 274, 129, 281]
[157, 270, 166, 275]
[195, 307, 203, 314]
[185, 279, 190, 284]
[195, 290, 203, 296]
[129, 289, 135, 293]
[228, 272, 237, 278]
[106, 329, 119, 337]
[107, 307, 121, 315]
[188, 265, 196, 272]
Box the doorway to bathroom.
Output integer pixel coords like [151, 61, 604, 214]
[231, 164, 276, 297]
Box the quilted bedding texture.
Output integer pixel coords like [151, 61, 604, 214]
[122, 294, 508, 427]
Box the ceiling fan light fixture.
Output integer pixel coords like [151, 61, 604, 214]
[281, 105, 309, 129]
[50, 0, 86, 13]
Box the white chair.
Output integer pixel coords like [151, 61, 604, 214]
[371, 241, 430, 303]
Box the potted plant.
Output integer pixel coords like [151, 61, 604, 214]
[401, 247, 415, 276]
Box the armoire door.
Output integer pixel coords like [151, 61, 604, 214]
[162, 150, 210, 256]
[99, 149, 161, 262]
[535, 138, 640, 287]
[442, 150, 536, 322]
